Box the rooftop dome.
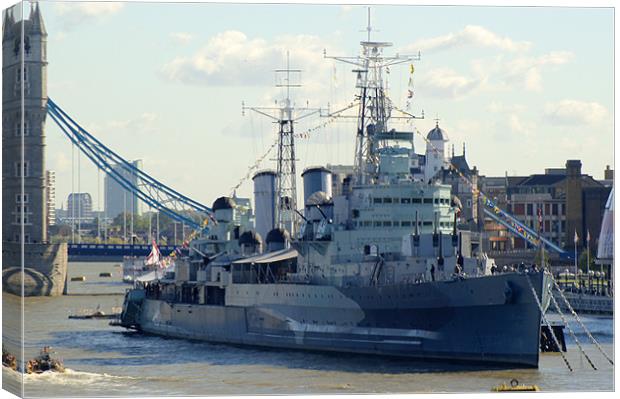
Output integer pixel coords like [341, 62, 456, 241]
[212, 196, 235, 211]
[238, 230, 262, 246]
[306, 191, 333, 206]
[266, 227, 290, 244]
[427, 122, 448, 141]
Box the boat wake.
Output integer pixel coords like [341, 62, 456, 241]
[22, 368, 139, 387]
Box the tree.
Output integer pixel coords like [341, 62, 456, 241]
[534, 250, 550, 268]
[578, 249, 595, 272]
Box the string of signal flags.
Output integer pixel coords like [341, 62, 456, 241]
[393, 104, 543, 247]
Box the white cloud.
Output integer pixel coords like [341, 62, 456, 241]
[416, 67, 483, 99]
[543, 100, 608, 126]
[469, 50, 573, 93]
[340, 5, 355, 14]
[53, 2, 124, 30]
[403, 25, 531, 53]
[108, 112, 158, 132]
[503, 51, 574, 91]
[160, 31, 333, 89]
[85, 112, 159, 137]
[170, 32, 193, 45]
[487, 101, 526, 113]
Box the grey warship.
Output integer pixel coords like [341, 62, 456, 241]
[119, 30, 552, 368]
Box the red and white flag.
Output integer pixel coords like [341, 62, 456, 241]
[145, 239, 162, 267]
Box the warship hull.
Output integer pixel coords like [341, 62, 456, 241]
[122, 271, 551, 368]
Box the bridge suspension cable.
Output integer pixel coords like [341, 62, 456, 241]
[47, 98, 213, 233]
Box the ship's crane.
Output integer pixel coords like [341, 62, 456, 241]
[47, 98, 214, 233]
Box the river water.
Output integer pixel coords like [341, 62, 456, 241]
[2, 262, 615, 397]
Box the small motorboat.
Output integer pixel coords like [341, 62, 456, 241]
[68, 305, 119, 320]
[2, 346, 17, 370]
[25, 347, 64, 374]
[492, 379, 540, 392]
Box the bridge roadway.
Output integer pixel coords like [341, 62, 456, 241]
[68, 243, 178, 262]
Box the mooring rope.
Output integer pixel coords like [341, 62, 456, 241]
[526, 274, 573, 372]
[549, 274, 614, 365]
[548, 286, 597, 370]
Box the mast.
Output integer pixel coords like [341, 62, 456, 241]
[325, 8, 421, 185]
[243, 52, 322, 236]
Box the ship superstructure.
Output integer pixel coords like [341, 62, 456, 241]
[119, 18, 552, 368]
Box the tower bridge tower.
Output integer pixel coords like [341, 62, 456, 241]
[2, 3, 48, 243]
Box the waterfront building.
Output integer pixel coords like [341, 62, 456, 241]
[104, 160, 143, 220]
[66, 192, 94, 223]
[478, 161, 612, 252]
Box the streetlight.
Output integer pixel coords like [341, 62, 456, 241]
[595, 271, 601, 296]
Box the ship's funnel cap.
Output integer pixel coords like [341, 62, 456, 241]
[266, 227, 290, 244]
[239, 230, 263, 246]
[212, 196, 235, 211]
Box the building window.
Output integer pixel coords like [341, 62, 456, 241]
[526, 204, 533, 216]
[552, 204, 558, 215]
[561, 220, 566, 232]
[16, 193, 29, 203]
[373, 197, 382, 204]
[16, 205, 29, 213]
[16, 65, 27, 82]
[14, 211, 28, 224]
[401, 198, 411, 204]
[383, 198, 392, 204]
[545, 203, 550, 215]
[545, 220, 550, 232]
[14, 120, 30, 136]
[560, 203, 565, 215]
[514, 203, 525, 215]
[14, 162, 29, 177]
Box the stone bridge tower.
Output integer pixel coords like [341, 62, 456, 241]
[2, 2, 48, 244]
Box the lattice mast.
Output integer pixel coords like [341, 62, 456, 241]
[325, 8, 421, 185]
[243, 52, 322, 236]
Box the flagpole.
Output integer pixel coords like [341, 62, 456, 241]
[574, 231, 578, 277]
[586, 230, 590, 276]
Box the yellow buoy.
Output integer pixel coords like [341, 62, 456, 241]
[70, 276, 86, 282]
[492, 379, 540, 392]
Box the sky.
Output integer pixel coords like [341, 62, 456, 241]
[3, 0, 614, 212]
